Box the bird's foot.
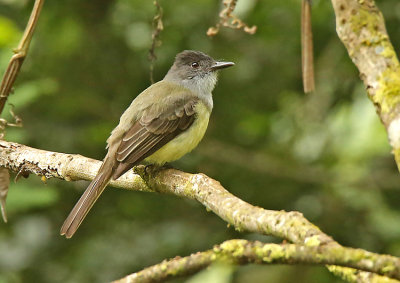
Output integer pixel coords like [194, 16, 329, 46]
[132, 164, 174, 186]
[144, 164, 157, 174]
[144, 163, 173, 174]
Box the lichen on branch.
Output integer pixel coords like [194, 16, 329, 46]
[0, 140, 399, 282]
[331, 0, 400, 169]
[115, 239, 400, 283]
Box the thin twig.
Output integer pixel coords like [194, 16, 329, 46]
[0, 168, 9, 222]
[0, 0, 45, 114]
[301, 0, 315, 93]
[207, 0, 257, 37]
[0, 0, 44, 223]
[148, 0, 163, 84]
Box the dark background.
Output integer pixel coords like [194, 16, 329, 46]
[1, 0, 400, 282]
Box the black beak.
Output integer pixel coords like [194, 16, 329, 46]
[211, 61, 235, 71]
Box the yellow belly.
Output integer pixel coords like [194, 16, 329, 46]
[144, 103, 210, 164]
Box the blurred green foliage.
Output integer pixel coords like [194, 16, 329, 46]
[1, 0, 400, 282]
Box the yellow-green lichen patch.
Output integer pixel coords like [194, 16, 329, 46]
[234, 226, 244, 233]
[160, 263, 168, 271]
[375, 68, 400, 115]
[258, 244, 293, 263]
[213, 240, 245, 264]
[350, 7, 394, 56]
[219, 240, 246, 260]
[380, 40, 397, 60]
[183, 179, 195, 196]
[327, 265, 358, 283]
[350, 8, 380, 34]
[304, 235, 321, 247]
[381, 263, 395, 274]
[347, 248, 374, 265]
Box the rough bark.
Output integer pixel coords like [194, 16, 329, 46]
[114, 239, 400, 283]
[331, 0, 400, 169]
[1, 140, 399, 282]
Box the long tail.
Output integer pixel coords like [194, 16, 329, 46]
[60, 158, 114, 238]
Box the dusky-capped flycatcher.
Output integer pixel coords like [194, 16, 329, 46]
[60, 50, 234, 238]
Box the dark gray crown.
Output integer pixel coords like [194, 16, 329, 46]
[174, 50, 215, 67]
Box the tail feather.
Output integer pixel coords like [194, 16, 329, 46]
[60, 161, 113, 238]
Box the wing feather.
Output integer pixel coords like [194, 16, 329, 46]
[122, 126, 147, 142]
[112, 98, 198, 179]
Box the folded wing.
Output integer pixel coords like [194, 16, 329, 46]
[112, 99, 197, 179]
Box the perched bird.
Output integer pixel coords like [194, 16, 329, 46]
[60, 50, 234, 238]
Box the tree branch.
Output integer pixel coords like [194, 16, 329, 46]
[1, 140, 399, 282]
[0, 0, 44, 114]
[115, 239, 400, 283]
[0, 0, 44, 223]
[0, 140, 149, 192]
[327, 265, 399, 283]
[0, 140, 332, 244]
[331, 0, 400, 170]
[328, 1, 400, 281]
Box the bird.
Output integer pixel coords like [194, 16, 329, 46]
[60, 50, 234, 238]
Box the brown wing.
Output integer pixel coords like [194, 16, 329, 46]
[112, 99, 197, 179]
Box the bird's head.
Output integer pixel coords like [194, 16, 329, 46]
[165, 50, 234, 94]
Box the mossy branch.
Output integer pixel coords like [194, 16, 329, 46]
[0, 140, 400, 282]
[0, 140, 332, 245]
[115, 239, 400, 283]
[331, 0, 400, 170]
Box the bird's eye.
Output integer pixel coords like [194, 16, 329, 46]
[191, 62, 199, 68]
